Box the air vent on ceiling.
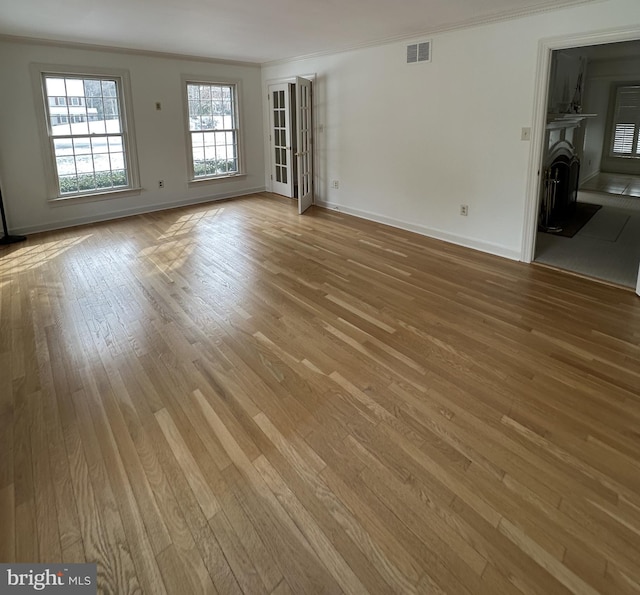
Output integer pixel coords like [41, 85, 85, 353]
[406, 41, 431, 64]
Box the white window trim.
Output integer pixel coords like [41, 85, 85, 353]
[31, 63, 141, 203]
[181, 74, 246, 185]
[605, 81, 640, 160]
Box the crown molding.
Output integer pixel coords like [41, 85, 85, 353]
[261, 0, 607, 67]
[0, 34, 261, 68]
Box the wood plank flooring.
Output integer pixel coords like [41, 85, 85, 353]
[1, 193, 640, 594]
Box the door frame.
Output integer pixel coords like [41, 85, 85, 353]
[521, 26, 640, 263]
[264, 73, 317, 197]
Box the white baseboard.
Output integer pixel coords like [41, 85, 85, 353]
[314, 199, 521, 261]
[580, 170, 600, 186]
[13, 186, 266, 236]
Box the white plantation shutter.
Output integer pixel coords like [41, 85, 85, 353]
[613, 124, 635, 154]
[611, 85, 640, 156]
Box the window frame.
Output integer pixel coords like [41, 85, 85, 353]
[606, 82, 640, 160]
[31, 64, 141, 203]
[181, 75, 245, 185]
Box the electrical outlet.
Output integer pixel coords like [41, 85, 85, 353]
[331, 180, 339, 189]
[460, 204, 469, 216]
[521, 127, 531, 141]
[158, 180, 165, 188]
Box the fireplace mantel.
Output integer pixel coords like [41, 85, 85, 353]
[546, 113, 597, 130]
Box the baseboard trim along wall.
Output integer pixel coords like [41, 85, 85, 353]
[12, 187, 266, 236]
[314, 199, 522, 262]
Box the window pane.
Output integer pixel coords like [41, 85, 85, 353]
[102, 80, 117, 97]
[73, 137, 92, 155]
[93, 153, 111, 173]
[89, 118, 105, 135]
[108, 137, 123, 152]
[193, 161, 205, 176]
[76, 156, 94, 174]
[112, 170, 127, 187]
[102, 98, 120, 120]
[204, 145, 217, 162]
[59, 175, 79, 194]
[51, 118, 71, 136]
[106, 118, 121, 134]
[90, 136, 109, 155]
[53, 138, 73, 156]
[191, 132, 204, 148]
[56, 156, 76, 176]
[66, 78, 84, 96]
[78, 174, 96, 190]
[83, 79, 103, 97]
[187, 84, 199, 101]
[74, 119, 90, 135]
[110, 152, 125, 170]
[46, 78, 66, 96]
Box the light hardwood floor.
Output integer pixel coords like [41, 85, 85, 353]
[1, 193, 640, 594]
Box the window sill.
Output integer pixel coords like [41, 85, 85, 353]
[48, 187, 142, 206]
[188, 173, 246, 188]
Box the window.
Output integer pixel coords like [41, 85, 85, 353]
[185, 81, 240, 180]
[609, 84, 640, 158]
[39, 70, 138, 198]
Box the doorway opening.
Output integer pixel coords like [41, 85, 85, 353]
[268, 76, 314, 214]
[525, 36, 640, 292]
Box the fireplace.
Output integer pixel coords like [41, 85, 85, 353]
[539, 114, 593, 232]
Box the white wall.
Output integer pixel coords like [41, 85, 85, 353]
[262, 0, 640, 260]
[548, 49, 586, 115]
[0, 40, 265, 235]
[581, 76, 610, 182]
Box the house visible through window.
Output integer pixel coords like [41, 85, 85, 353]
[186, 82, 240, 179]
[610, 84, 640, 157]
[42, 74, 134, 196]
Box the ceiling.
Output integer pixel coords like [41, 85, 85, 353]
[0, 0, 603, 64]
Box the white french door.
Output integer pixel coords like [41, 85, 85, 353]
[296, 77, 313, 214]
[269, 83, 293, 197]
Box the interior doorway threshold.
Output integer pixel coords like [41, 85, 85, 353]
[531, 261, 635, 292]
